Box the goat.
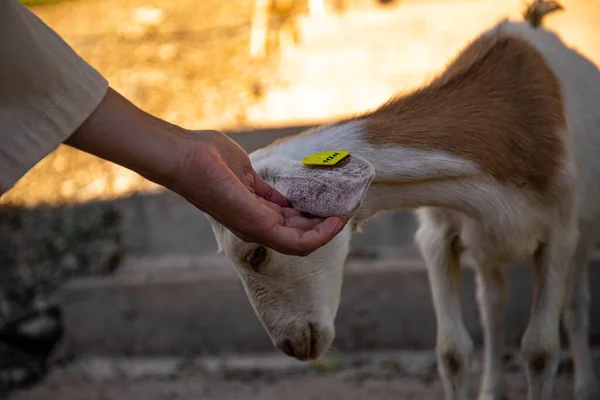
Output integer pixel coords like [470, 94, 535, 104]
[207, 2, 600, 399]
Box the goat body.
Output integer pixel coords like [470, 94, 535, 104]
[244, 13, 600, 400]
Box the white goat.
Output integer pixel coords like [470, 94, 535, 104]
[208, 5, 600, 400]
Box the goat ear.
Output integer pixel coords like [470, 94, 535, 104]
[205, 214, 225, 254]
[265, 155, 376, 218]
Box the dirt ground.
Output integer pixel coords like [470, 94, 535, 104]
[4, 374, 579, 400]
[10, 356, 598, 400]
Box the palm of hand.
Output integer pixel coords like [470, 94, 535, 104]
[172, 130, 347, 256]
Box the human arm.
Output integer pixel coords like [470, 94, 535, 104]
[65, 88, 348, 256]
[0, 0, 347, 255]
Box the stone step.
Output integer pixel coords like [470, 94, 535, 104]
[57, 255, 600, 357]
[15, 349, 600, 400]
[32, 349, 600, 382]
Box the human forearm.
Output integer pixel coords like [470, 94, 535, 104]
[65, 88, 183, 187]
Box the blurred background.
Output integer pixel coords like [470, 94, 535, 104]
[2, 0, 600, 399]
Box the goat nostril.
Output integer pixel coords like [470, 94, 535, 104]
[278, 339, 295, 357]
[307, 322, 317, 358]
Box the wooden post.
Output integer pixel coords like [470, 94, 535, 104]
[250, 0, 271, 58]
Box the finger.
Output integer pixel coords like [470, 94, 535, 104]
[263, 200, 284, 214]
[252, 173, 290, 207]
[283, 213, 325, 231]
[279, 206, 305, 219]
[267, 216, 347, 256]
[204, 175, 347, 255]
[205, 177, 283, 231]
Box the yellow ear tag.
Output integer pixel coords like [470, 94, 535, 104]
[301, 151, 350, 166]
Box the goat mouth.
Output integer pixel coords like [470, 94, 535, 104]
[278, 323, 321, 361]
[307, 322, 318, 360]
[280, 339, 295, 358]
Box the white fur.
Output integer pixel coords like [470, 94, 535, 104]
[208, 19, 600, 400]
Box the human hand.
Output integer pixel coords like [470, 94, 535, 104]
[170, 129, 349, 256]
[66, 88, 349, 256]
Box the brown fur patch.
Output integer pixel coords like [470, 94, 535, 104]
[362, 30, 566, 191]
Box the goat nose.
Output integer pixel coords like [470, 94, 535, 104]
[276, 339, 296, 358]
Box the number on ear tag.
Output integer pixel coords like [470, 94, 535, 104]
[301, 151, 350, 166]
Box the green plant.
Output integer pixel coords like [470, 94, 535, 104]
[20, 0, 75, 8]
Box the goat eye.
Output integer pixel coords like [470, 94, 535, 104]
[245, 246, 267, 270]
